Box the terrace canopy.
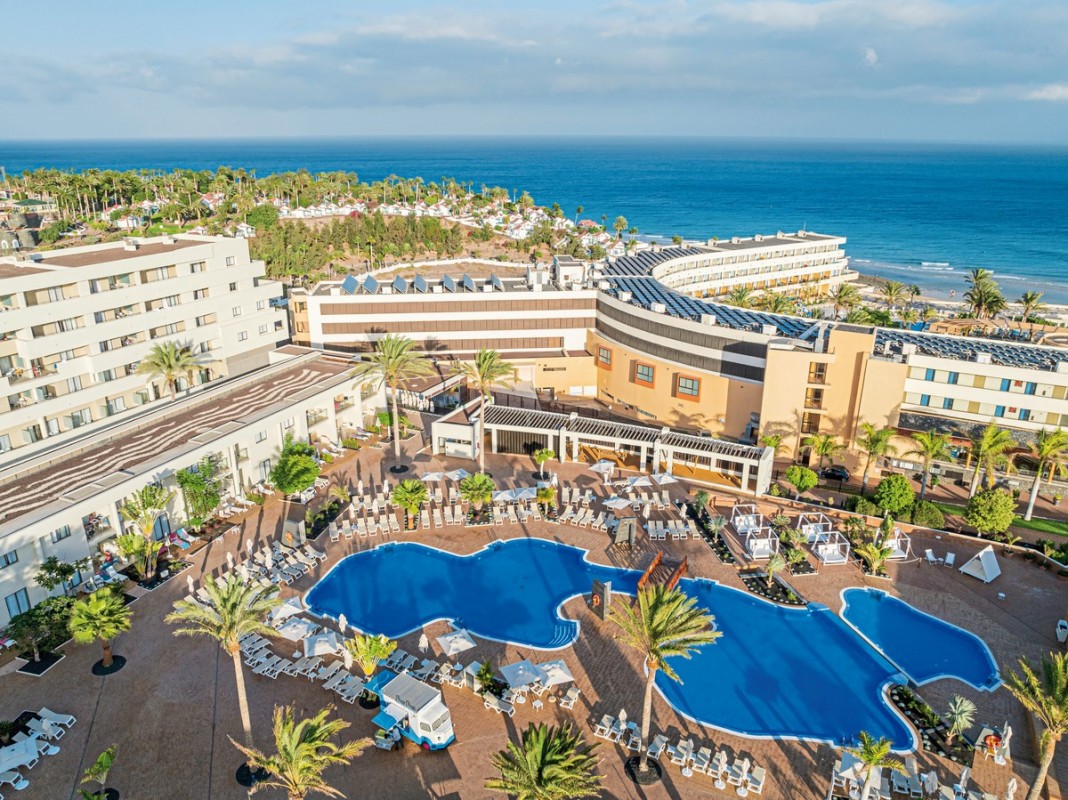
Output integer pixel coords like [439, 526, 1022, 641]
[731, 504, 763, 535]
[797, 513, 834, 543]
[744, 527, 778, 560]
[884, 527, 912, 560]
[811, 530, 850, 565]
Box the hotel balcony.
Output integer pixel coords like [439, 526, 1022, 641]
[305, 408, 331, 428]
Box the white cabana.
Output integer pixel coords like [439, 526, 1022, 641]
[269, 597, 305, 624]
[885, 527, 912, 560]
[651, 472, 677, 485]
[436, 629, 477, 657]
[811, 530, 851, 565]
[303, 630, 341, 657]
[537, 659, 574, 687]
[744, 526, 778, 560]
[731, 504, 764, 536]
[959, 545, 1001, 583]
[445, 468, 471, 481]
[277, 616, 319, 642]
[796, 513, 833, 542]
[500, 659, 542, 689]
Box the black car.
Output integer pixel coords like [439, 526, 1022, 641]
[820, 465, 850, 482]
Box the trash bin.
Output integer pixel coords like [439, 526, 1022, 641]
[1057, 620, 1068, 644]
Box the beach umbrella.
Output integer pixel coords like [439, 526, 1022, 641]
[500, 659, 542, 689]
[589, 460, 615, 481]
[338, 614, 348, 634]
[1005, 777, 1017, 800]
[302, 629, 339, 657]
[641, 503, 652, 517]
[923, 772, 939, 797]
[446, 468, 471, 481]
[421, 472, 445, 482]
[357, 478, 364, 495]
[627, 476, 653, 488]
[342, 645, 353, 670]
[384, 479, 390, 493]
[536, 659, 574, 687]
[956, 766, 970, 793]
[226, 551, 235, 570]
[514, 487, 538, 501]
[652, 472, 678, 485]
[418, 633, 429, 653]
[493, 489, 516, 503]
[270, 597, 305, 623]
[436, 629, 476, 657]
[265, 550, 273, 570]
[246, 538, 254, 555]
[238, 563, 249, 582]
[186, 575, 195, 593]
[618, 708, 627, 725]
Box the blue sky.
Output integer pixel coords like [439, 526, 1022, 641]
[4, 0, 1067, 143]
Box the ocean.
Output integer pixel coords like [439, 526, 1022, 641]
[3, 137, 1067, 302]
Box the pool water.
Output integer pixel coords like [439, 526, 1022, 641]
[306, 539, 995, 746]
[840, 588, 1001, 691]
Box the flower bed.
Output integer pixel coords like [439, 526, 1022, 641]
[887, 685, 975, 765]
[739, 573, 805, 606]
[464, 508, 495, 528]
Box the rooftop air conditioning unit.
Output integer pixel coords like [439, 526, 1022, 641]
[761, 324, 778, 336]
[700, 314, 717, 326]
[975, 353, 992, 364]
[122, 239, 139, 251]
[754, 234, 764, 242]
[432, 285, 443, 293]
[618, 291, 632, 303]
[650, 302, 667, 314]
[900, 343, 917, 356]
[731, 237, 741, 244]
[598, 280, 610, 290]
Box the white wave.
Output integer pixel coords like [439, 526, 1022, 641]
[920, 261, 950, 267]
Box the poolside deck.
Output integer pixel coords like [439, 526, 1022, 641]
[0, 442, 1063, 800]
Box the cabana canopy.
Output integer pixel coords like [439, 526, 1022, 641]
[797, 513, 834, 543]
[731, 504, 764, 536]
[744, 526, 778, 560]
[959, 545, 1001, 583]
[884, 527, 911, 560]
[811, 530, 850, 565]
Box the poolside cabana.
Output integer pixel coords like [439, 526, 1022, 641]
[884, 527, 912, 560]
[959, 545, 1001, 583]
[811, 530, 850, 565]
[731, 504, 763, 535]
[797, 513, 834, 543]
[744, 525, 778, 560]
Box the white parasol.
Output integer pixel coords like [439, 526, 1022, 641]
[446, 468, 471, 481]
[186, 575, 195, 593]
[269, 597, 305, 623]
[500, 659, 542, 690]
[246, 538, 254, 555]
[278, 616, 319, 642]
[618, 708, 627, 725]
[302, 629, 340, 657]
[923, 772, 939, 797]
[651, 472, 678, 485]
[418, 633, 429, 653]
[536, 659, 574, 687]
[357, 479, 364, 495]
[338, 614, 348, 634]
[238, 563, 249, 582]
[226, 551, 235, 570]
[1005, 777, 1017, 800]
[627, 476, 653, 489]
[436, 629, 476, 656]
[514, 487, 538, 501]
[493, 489, 517, 502]
[421, 472, 445, 482]
[265, 550, 273, 570]
[604, 497, 631, 510]
[342, 644, 353, 670]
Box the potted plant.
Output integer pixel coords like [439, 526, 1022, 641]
[79, 744, 118, 800]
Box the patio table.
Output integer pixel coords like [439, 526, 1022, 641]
[0, 739, 38, 771]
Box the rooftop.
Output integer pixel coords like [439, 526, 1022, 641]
[32, 237, 204, 269]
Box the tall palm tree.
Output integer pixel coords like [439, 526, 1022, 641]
[1018, 291, 1046, 321]
[391, 478, 428, 529]
[455, 349, 515, 473]
[69, 590, 132, 669]
[610, 585, 720, 774]
[166, 576, 281, 783]
[1023, 428, 1068, 520]
[757, 292, 795, 315]
[905, 431, 953, 500]
[350, 334, 433, 465]
[759, 433, 784, 455]
[1003, 652, 1068, 800]
[829, 282, 861, 317]
[843, 731, 903, 800]
[855, 423, 898, 495]
[802, 432, 844, 469]
[119, 483, 176, 580]
[967, 422, 1016, 497]
[231, 705, 368, 800]
[964, 268, 1006, 319]
[879, 280, 907, 312]
[486, 722, 602, 800]
[137, 341, 200, 402]
[344, 633, 397, 679]
[724, 286, 754, 309]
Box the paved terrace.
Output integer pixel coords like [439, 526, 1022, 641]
[0, 445, 1062, 800]
[0, 355, 352, 529]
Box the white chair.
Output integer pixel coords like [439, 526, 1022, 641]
[559, 687, 580, 709]
[727, 757, 751, 786]
[746, 766, 766, 795]
[646, 734, 668, 761]
[37, 708, 75, 728]
[944, 552, 956, 568]
[593, 715, 615, 739]
[925, 549, 941, 565]
[0, 771, 28, 791]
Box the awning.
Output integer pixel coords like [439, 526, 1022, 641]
[371, 702, 407, 731]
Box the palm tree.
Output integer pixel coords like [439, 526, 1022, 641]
[391, 478, 428, 529]
[944, 695, 976, 744]
[802, 433, 844, 469]
[610, 585, 721, 774]
[231, 705, 368, 800]
[459, 471, 496, 514]
[967, 422, 1016, 497]
[829, 282, 861, 317]
[344, 633, 397, 678]
[328, 485, 350, 505]
[905, 431, 953, 501]
[455, 349, 515, 473]
[879, 280, 907, 312]
[486, 722, 602, 800]
[725, 287, 754, 308]
[1018, 290, 1046, 321]
[843, 731, 903, 800]
[757, 292, 795, 315]
[764, 553, 786, 588]
[1003, 652, 1068, 800]
[350, 334, 433, 465]
[855, 423, 898, 495]
[1023, 428, 1068, 520]
[855, 540, 894, 578]
[759, 433, 784, 454]
[964, 268, 1006, 319]
[119, 483, 176, 580]
[166, 576, 281, 782]
[137, 341, 200, 402]
[533, 447, 555, 478]
[69, 590, 132, 670]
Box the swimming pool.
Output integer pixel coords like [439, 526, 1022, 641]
[306, 539, 992, 746]
[840, 588, 1001, 691]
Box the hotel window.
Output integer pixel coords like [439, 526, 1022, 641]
[50, 526, 71, 544]
[190, 261, 205, 273]
[226, 256, 236, 266]
[193, 288, 208, 300]
[163, 295, 180, 307]
[800, 412, 821, 434]
[67, 376, 83, 393]
[283, 416, 294, 429]
[47, 286, 64, 302]
[232, 306, 242, 317]
[0, 551, 18, 569]
[597, 347, 611, 367]
[807, 362, 827, 384]
[925, 369, 936, 381]
[259, 324, 269, 335]
[633, 362, 655, 387]
[256, 300, 266, 311]
[919, 395, 930, 406]
[230, 282, 238, 292]
[5, 589, 30, 619]
[948, 372, 959, 385]
[994, 405, 1006, 418]
[676, 376, 700, 398]
[237, 331, 248, 342]
[804, 388, 824, 409]
[0, 435, 10, 452]
[255, 430, 268, 443]
[943, 397, 953, 410]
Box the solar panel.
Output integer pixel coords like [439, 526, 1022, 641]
[340, 275, 360, 295]
[490, 274, 504, 292]
[392, 275, 408, 294]
[363, 275, 380, 295]
[462, 274, 476, 293]
[442, 274, 456, 293]
[413, 275, 428, 293]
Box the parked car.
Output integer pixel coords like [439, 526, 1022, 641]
[820, 465, 850, 482]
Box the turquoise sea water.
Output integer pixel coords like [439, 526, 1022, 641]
[4, 137, 1067, 302]
[305, 539, 994, 746]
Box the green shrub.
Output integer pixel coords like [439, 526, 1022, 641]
[768, 484, 783, 498]
[964, 489, 1016, 537]
[872, 474, 915, 516]
[341, 438, 362, 450]
[246, 492, 265, 506]
[847, 496, 880, 516]
[910, 500, 945, 529]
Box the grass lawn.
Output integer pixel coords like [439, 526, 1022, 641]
[928, 500, 1068, 538]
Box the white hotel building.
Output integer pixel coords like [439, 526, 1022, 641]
[0, 235, 288, 466]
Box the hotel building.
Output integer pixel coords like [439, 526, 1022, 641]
[0, 235, 289, 466]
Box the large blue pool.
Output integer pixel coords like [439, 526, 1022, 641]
[306, 539, 997, 747]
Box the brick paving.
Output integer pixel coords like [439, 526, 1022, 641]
[1, 443, 1064, 800]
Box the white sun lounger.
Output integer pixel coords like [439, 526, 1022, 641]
[322, 671, 351, 692]
[37, 708, 75, 728]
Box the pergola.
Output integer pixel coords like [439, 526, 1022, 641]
[796, 513, 834, 543]
[884, 527, 912, 560]
[810, 530, 850, 565]
[744, 525, 779, 560]
[730, 503, 763, 535]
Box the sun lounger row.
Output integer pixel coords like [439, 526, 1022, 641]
[656, 737, 765, 794]
[0, 708, 76, 791]
[647, 519, 698, 541]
